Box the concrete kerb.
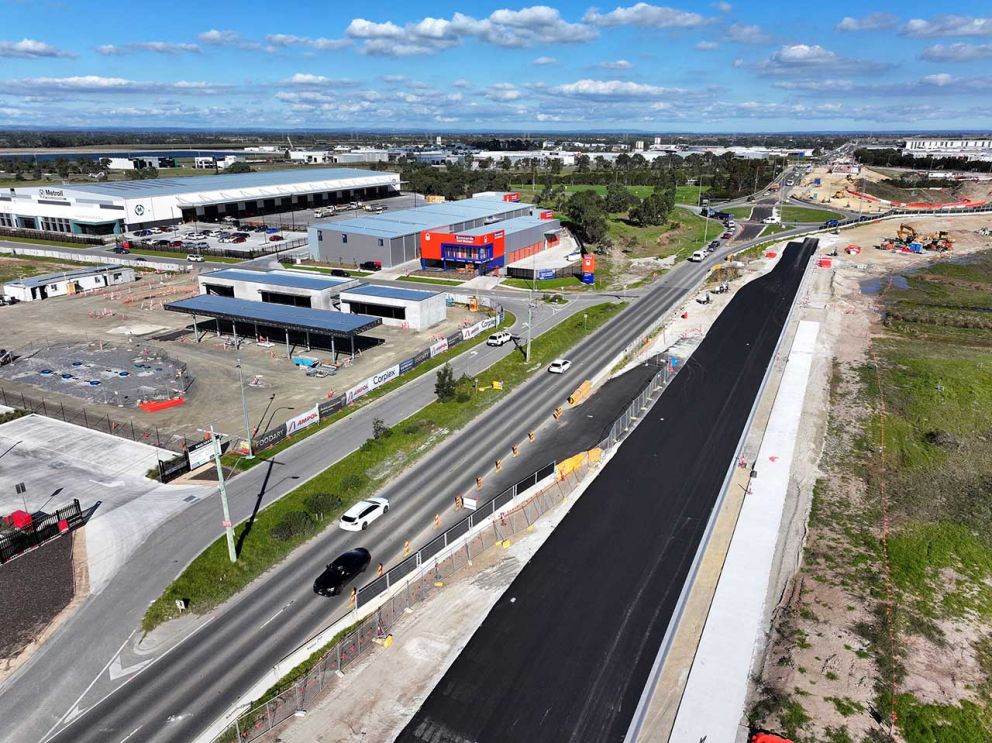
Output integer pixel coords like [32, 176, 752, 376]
[622, 242, 817, 743]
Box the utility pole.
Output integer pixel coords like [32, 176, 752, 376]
[236, 358, 253, 459]
[207, 425, 237, 563]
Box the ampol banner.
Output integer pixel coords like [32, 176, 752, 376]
[462, 322, 483, 341]
[286, 405, 320, 435]
[429, 337, 449, 357]
[346, 379, 372, 405]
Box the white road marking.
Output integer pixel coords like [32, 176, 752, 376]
[108, 655, 154, 681]
[119, 725, 142, 742]
[259, 600, 295, 630]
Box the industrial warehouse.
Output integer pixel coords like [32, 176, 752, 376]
[308, 193, 541, 269]
[421, 214, 561, 274]
[0, 167, 400, 236]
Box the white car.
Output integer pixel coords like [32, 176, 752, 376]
[184, 232, 207, 240]
[339, 497, 389, 531]
[548, 359, 571, 374]
[688, 250, 706, 262]
[186, 254, 205, 262]
[762, 216, 780, 224]
[487, 331, 512, 347]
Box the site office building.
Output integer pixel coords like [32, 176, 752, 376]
[0, 168, 400, 236]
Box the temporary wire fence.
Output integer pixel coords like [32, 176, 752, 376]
[216, 355, 679, 743]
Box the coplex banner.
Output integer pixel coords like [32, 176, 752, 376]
[251, 424, 286, 453]
[346, 364, 401, 405]
[286, 405, 320, 435]
[429, 338, 448, 357]
[480, 315, 499, 331]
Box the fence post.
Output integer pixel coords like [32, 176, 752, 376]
[0, 387, 5, 406]
[156, 427, 161, 447]
[59, 402, 66, 421]
[82, 408, 88, 428]
[130, 419, 136, 440]
[107, 415, 113, 433]
[20, 393, 26, 408]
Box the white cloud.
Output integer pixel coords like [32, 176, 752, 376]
[755, 43, 891, 74]
[284, 73, 357, 87]
[553, 79, 683, 98]
[380, 74, 407, 83]
[715, 2, 732, 13]
[96, 41, 200, 55]
[903, 16, 992, 38]
[0, 38, 75, 58]
[773, 78, 856, 92]
[486, 83, 522, 101]
[266, 34, 350, 51]
[920, 42, 992, 61]
[836, 13, 899, 32]
[347, 7, 595, 56]
[596, 59, 634, 69]
[198, 29, 260, 50]
[534, 55, 558, 65]
[583, 3, 713, 28]
[452, 78, 471, 88]
[696, 40, 719, 50]
[2, 76, 229, 94]
[726, 24, 770, 43]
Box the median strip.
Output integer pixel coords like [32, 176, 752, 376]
[142, 301, 623, 631]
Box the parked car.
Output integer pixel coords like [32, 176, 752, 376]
[762, 216, 779, 224]
[195, 241, 209, 250]
[330, 268, 350, 277]
[268, 235, 284, 242]
[721, 231, 734, 239]
[547, 358, 572, 374]
[339, 498, 389, 532]
[170, 240, 184, 248]
[185, 232, 206, 240]
[360, 261, 382, 271]
[231, 237, 247, 244]
[133, 229, 152, 237]
[823, 219, 840, 228]
[153, 239, 170, 247]
[313, 548, 372, 596]
[688, 250, 706, 262]
[708, 240, 720, 249]
[487, 331, 512, 347]
[221, 216, 237, 223]
[186, 254, 205, 262]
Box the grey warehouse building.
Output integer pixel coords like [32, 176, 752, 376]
[307, 196, 535, 268]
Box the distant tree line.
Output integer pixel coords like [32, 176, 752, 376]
[855, 148, 992, 173]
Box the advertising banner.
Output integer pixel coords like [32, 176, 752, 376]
[462, 321, 483, 341]
[318, 398, 344, 418]
[447, 331, 463, 348]
[429, 337, 449, 357]
[581, 272, 595, 285]
[251, 424, 287, 453]
[412, 348, 431, 367]
[537, 268, 555, 280]
[286, 405, 320, 435]
[346, 379, 371, 405]
[399, 357, 415, 374]
[480, 315, 499, 331]
[187, 439, 217, 470]
[370, 364, 400, 390]
[582, 253, 596, 273]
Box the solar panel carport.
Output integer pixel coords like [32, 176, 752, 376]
[164, 294, 381, 359]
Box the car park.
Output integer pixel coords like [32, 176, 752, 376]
[187, 254, 205, 262]
[487, 331, 512, 347]
[339, 497, 389, 532]
[548, 358, 571, 374]
[313, 548, 372, 596]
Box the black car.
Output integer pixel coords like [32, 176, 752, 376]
[330, 268, 350, 277]
[359, 261, 382, 271]
[708, 240, 720, 249]
[313, 547, 371, 596]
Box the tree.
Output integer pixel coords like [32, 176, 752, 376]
[604, 183, 638, 215]
[576, 154, 591, 174]
[224, 161, 253, 174]
[435, 362, 457, 401]
[629, 188, 674, 226]
[565, 190, 609, 244]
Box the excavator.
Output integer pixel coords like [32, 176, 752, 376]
[896, 224, 917, 243]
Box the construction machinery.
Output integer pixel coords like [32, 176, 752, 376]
[897, 224, 918, 243]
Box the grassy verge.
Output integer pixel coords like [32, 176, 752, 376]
[143, 301, 621, 631]
[0, 254, 96, 284]
[726, 206, 753, 219]
[127, 248, 244, 263]
[501, 275, 584, 290]
[220, 311, 515, 471]
[397, 275, 464, 286]
[780, 205, 843, 223]
[608, 206, 722, 262]
[0, 235, 101, 249]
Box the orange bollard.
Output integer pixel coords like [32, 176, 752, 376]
[377, 562, 383, 577]
[403, 540, 411, 556]
[434, 513, 441, 529]
[528, 431, 535, 442]
[512, 444, 519, 457]
[495, 458, 502, 471]
[349, 587, 357, 607]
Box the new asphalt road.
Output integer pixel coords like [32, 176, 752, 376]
[398, 239, 817, 743]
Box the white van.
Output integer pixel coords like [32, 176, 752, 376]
[689, 250, 706, 262]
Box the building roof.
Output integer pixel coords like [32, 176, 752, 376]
[4, 264, 130, 289]
[452, 216, 560, 238]
[313, 197, 532, 239]
[342, 284, 440, 302]
[164, 295, 381, 337]
[43, 168, 396, 203]
[200, 268, 353, 292]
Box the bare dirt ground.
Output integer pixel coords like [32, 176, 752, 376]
[794, 166, 890, 214]
[0, 270, 479, 444]
[748, 214, 992, 740]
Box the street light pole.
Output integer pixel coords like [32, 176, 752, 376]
[525, 252, 537, 362]
[208, 424, 237, 563]
[236, 358, 253, 459]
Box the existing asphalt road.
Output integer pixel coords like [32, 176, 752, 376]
[397, 239, 816, 743]
[1, 219, 796, 743]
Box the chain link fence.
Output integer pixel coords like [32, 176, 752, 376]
[214, 353, 680, 743]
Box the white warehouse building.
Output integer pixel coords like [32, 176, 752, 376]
[197, 268, 359, 311]
[0, 167, 401, 236]
[338, 284, 445, 331]
[3, 265, 136, 302]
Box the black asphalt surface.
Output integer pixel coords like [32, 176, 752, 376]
[397, 238, 817, 743]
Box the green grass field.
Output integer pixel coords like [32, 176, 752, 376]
[0, 235, 99, 249]
[279, 263, 371, 277]
[0, 254, 94, 285]
[502, 275, 584, 290]
[143, 301, 622, 630]
[727, 206, 753, 219]
[779, 206, 843, 223]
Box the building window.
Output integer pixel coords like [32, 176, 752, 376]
[378, 239, 384, 246]
[0, 213, 12, 228]
[342, 234, 348, 243]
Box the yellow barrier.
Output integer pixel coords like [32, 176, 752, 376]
[567, 380, 593, 406]
[556, 447, 603, 479]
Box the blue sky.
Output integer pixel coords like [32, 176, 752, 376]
[1, 1, 991, 131]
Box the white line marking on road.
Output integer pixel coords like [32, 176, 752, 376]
[39, 630, 135, 743]
[259, 600, 295, 630]
[119, 725, 143, 742]
[108, 655, 154, 681]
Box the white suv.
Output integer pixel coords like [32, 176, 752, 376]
[487, 331, 512, 347]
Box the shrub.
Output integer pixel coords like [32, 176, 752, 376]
[269, 510, 315, 541]
[372, 417, 391, 439]
[401, 419, 435, 435]
[339, 473, 366, 492]
[435, 362, 456, 401]
[304, 492, 342, 518]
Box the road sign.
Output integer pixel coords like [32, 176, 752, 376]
[15, 482, 25, 494]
